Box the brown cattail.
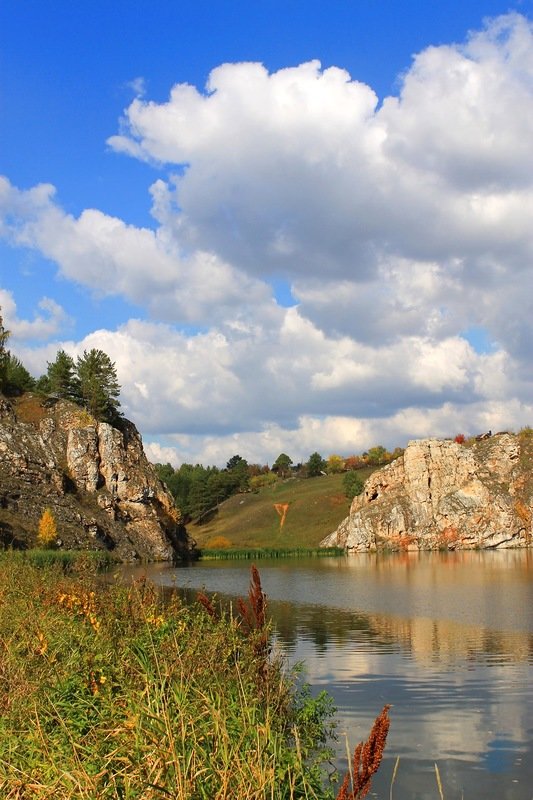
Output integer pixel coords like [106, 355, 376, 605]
[336, 705, 391, 800]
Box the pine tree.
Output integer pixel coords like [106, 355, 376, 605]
[0, 311, 34, 395]
[37, 508, 58, 548]
[76, 349, 122, 423]
[225, 455, 250, 491]
[46, 350, 77, 399]
[187, 473, 211, 519]
[0, 308, 10, 393]
[3, 354, 35, 394]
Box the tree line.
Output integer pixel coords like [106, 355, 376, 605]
[155, 445, 404, 523]
[0, 307, 121, 424]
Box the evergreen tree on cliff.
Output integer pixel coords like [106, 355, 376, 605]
[0, 310, 33, 395]
[46, 350, 77, 399]
[76, 349, 122, 423]
[0, 309, 9, 393]
[3, 355, 35, 394]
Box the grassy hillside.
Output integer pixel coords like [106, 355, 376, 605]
[189, 469, 375, 550]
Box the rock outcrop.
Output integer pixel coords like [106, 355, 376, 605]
[0, 393, 191, 561]
[321, 434, 533, 552]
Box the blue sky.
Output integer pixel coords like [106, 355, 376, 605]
[1, 1, 533, 465]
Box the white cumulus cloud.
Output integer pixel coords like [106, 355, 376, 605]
[2, 14, 533, 464]
[0, 289, 70, 342]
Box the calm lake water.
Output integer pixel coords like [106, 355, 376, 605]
[117, 550, 533, 800]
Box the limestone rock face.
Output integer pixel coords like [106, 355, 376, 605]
[0, 393, 190, 561]
[321, 435, 532, 552]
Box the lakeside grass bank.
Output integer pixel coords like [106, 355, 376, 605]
[0, 551, 389, 799]
[198, 546, 345, 560]
[3, 548, 116, 570]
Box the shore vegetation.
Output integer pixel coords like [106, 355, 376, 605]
[0, 552, 389, 799]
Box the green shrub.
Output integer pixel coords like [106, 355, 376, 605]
[343, 471, 364, 501]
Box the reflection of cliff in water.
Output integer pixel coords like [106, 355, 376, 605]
[115, 548, 533, 667]
[174, 584, 533, 667]
[360, 612, 533, 666]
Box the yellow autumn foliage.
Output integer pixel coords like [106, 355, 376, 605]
[37, 507, 57, 547]
[205, 535, 231, 549]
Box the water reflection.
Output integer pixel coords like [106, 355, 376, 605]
[115, 550, 533, 799]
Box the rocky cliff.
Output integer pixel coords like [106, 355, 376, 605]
[0, 393, 190, 561]
[321, 433, 533, 552]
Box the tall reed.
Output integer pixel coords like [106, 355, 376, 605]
[336, 705, 391, 800]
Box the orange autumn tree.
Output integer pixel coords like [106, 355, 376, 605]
[37, 508, 58, 548]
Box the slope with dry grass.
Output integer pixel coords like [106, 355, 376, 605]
[191, 470, 375, 552]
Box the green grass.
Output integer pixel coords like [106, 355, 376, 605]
[199, 546, 345, 560]
[4, 548, 116, 571]
[191, 470, 374, 551]
[0, 552, 342, 799]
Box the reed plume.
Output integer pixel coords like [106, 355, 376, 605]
[196, 591, 217, 619]
[236, 565, 266, 631]
[235, 564, 270, 673]
[336, 704, 391, 800]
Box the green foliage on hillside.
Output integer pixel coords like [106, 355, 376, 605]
[155, 457, 253, 522]
[272, 453, 293, 477]
[306, 451, 327, 477]
[74, 349, 122, 423]
[156, 450, 390, 547]
[43, 349, 78, 400]
[343, 470, 365, 501]
[189, 470, 376, 551]
[2, 353, 35, 394]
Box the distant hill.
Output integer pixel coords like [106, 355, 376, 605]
[189, 468, 375, 550]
